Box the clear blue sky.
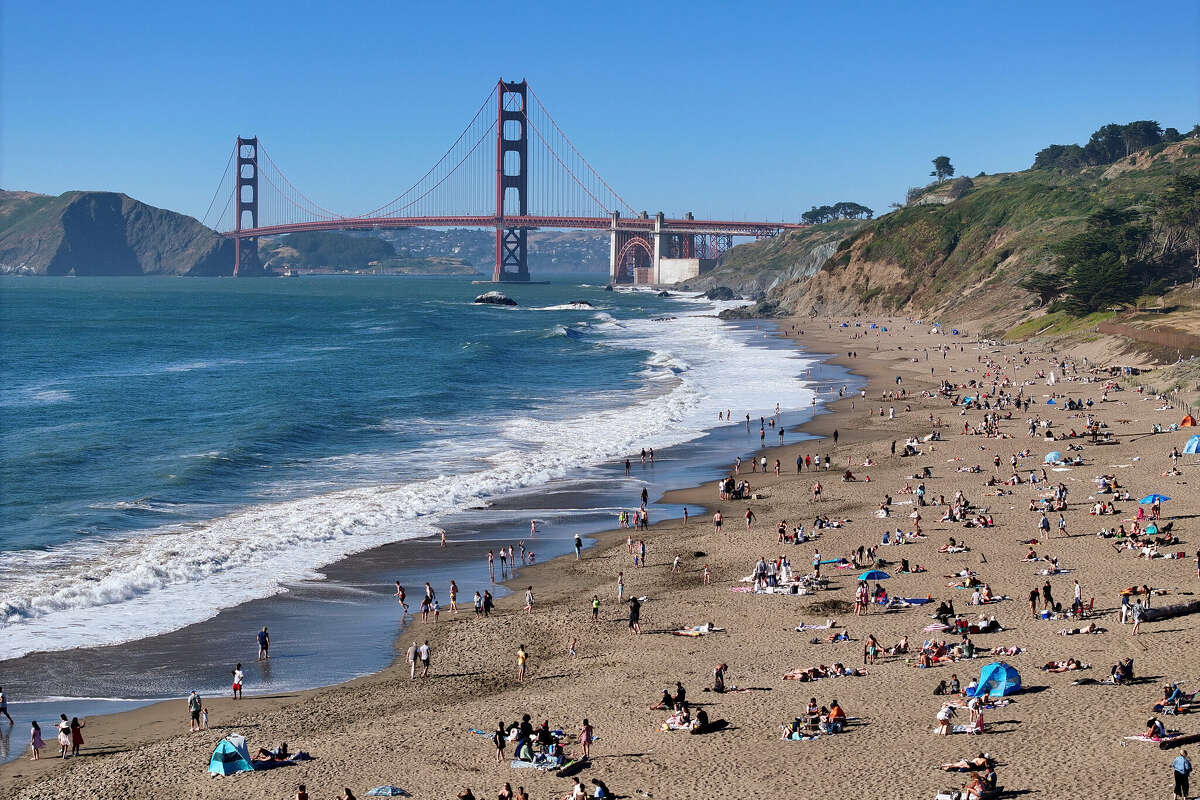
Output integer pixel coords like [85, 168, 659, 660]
[3, 0, 1197, 223]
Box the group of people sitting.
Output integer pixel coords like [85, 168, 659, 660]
[779, 698, 847, 738]
[939, 753, 999, 800]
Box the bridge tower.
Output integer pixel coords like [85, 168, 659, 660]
[493, 80, 529, 282]
[233, 136, 259, 276]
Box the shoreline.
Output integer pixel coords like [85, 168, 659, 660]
[0, 313, 846, 778]
[6, 316, 1194, 799]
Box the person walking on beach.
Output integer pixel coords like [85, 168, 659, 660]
[449, 580, 459, 613]
[0, 686, 12, 724]
[187, 691, 202, 732]
[499, 548, 508, 578]
[483, 590, 494, 617]
[1131, 598, 1144, 636]
[257, 626, 270, 660]
[579, 719, 594, 758]
[1029, 587, 1040, 618]
[418, 640, 431, 677]
[524, 586, 535, 614]
[713, 511, 723, 533]
[617, 571, 625, 602]
[516, 644, 528, 680]
[682, 506, 688, 526]
[394, 582, 409, 614]
[231, 663, 244, 699]
[29, 720, 43, 760]
[493, 721, 507, 765]
[69, 716, 85, 757]
[574, 534, 583, 560]
[1042, 581, 1054, 611]
[592, 594, 600, 622]
[1173, 749, 1192, 800]
[627, 596, 641, 635]
[488, 550, 495, 581]
[406, 641, 418, 679]
[745, 508, 756, 529]
[56, 714, 70, 753]
[833, 429, 839, 445]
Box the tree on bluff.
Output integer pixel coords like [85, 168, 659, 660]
[930, 156, 955, 182]
[800, 202, 874, 224]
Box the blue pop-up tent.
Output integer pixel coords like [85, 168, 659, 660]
[967, 662, 1021, 697]
[209, 734, 254, 776]
[1185, 435, 1200, 454]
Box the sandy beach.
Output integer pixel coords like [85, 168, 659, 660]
[4, 317, 1197, 800]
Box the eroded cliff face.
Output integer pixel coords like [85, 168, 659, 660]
[673, 221, 866, 298]
[0, 191, 252, 276]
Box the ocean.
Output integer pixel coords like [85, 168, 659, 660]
[0, 274, 848, 760]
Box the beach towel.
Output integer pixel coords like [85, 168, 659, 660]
[1123, 733, 1181, 743]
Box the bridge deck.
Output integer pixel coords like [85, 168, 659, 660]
[224, 216, 806, 238]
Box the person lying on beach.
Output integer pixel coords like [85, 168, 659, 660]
[1041, 658, 1089, 672]
[940, 753, 994, 771]
[1058, 622, 1103, 636]
[253, 742, 291, 762]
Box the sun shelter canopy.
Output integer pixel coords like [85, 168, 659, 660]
[1044, 451, 1062, 463]
[209, 734, 253, 776]
[1185, 435, 1200, 454]
[967, 662, 1021, 697]
[1181, 415, 1197, 427]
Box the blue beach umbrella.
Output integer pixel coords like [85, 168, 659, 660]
[1140, 494, 1171, 504]
[858, 570, 891, 581]
[1044, 451, 1062, 463]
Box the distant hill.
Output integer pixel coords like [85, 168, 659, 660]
[0, 190, 250, 276]
[258, 231, 481, 275]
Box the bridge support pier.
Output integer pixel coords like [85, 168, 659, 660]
[493, 80, 530, 282]
[233, 136, 259, 277]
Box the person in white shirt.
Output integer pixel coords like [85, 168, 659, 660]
[231, 664, 244, 699]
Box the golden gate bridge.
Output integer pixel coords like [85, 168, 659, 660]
[202, 80, 805, 283]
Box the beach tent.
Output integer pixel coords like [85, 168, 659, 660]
[1184, 435, 1200, 454]
[1046, 399, 1056, 405]
[209, 734, 253, 776]
[1044, 451, 1063, 464]
[968, 662, 1021, 698]
[1181, 415, 1197, 427]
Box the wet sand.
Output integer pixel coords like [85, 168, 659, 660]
[3, 319, 1196, 799]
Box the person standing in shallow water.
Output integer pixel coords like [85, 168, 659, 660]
[257, 626, 270, 660]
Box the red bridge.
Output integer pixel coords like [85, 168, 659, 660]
[208, 80, 805, 283]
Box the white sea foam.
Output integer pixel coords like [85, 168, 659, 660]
[0, 386, 74, 407]
[0, 298, 819, 659]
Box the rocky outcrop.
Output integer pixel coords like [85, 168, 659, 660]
[717, 300, 786, 320]
[703, 286, 736, 301]
[0, 190, 255, 276]
[474, 291, 518, 306]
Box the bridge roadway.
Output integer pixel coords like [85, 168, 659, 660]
[226, 213, 807, 284]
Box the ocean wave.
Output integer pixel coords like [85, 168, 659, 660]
[0, 298, 817, 659]
[0, 387, 74, 407]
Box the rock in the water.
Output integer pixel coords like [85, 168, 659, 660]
[566, 299, 594, 307]
[657, 291, 671, 297]
[704, 286, 736, 301]
[474, 291, 518, 306]
[603, 284, 614, 291]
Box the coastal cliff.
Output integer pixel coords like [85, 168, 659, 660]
[691, 134, 1200, 335]
[0, 190, 253, 276]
